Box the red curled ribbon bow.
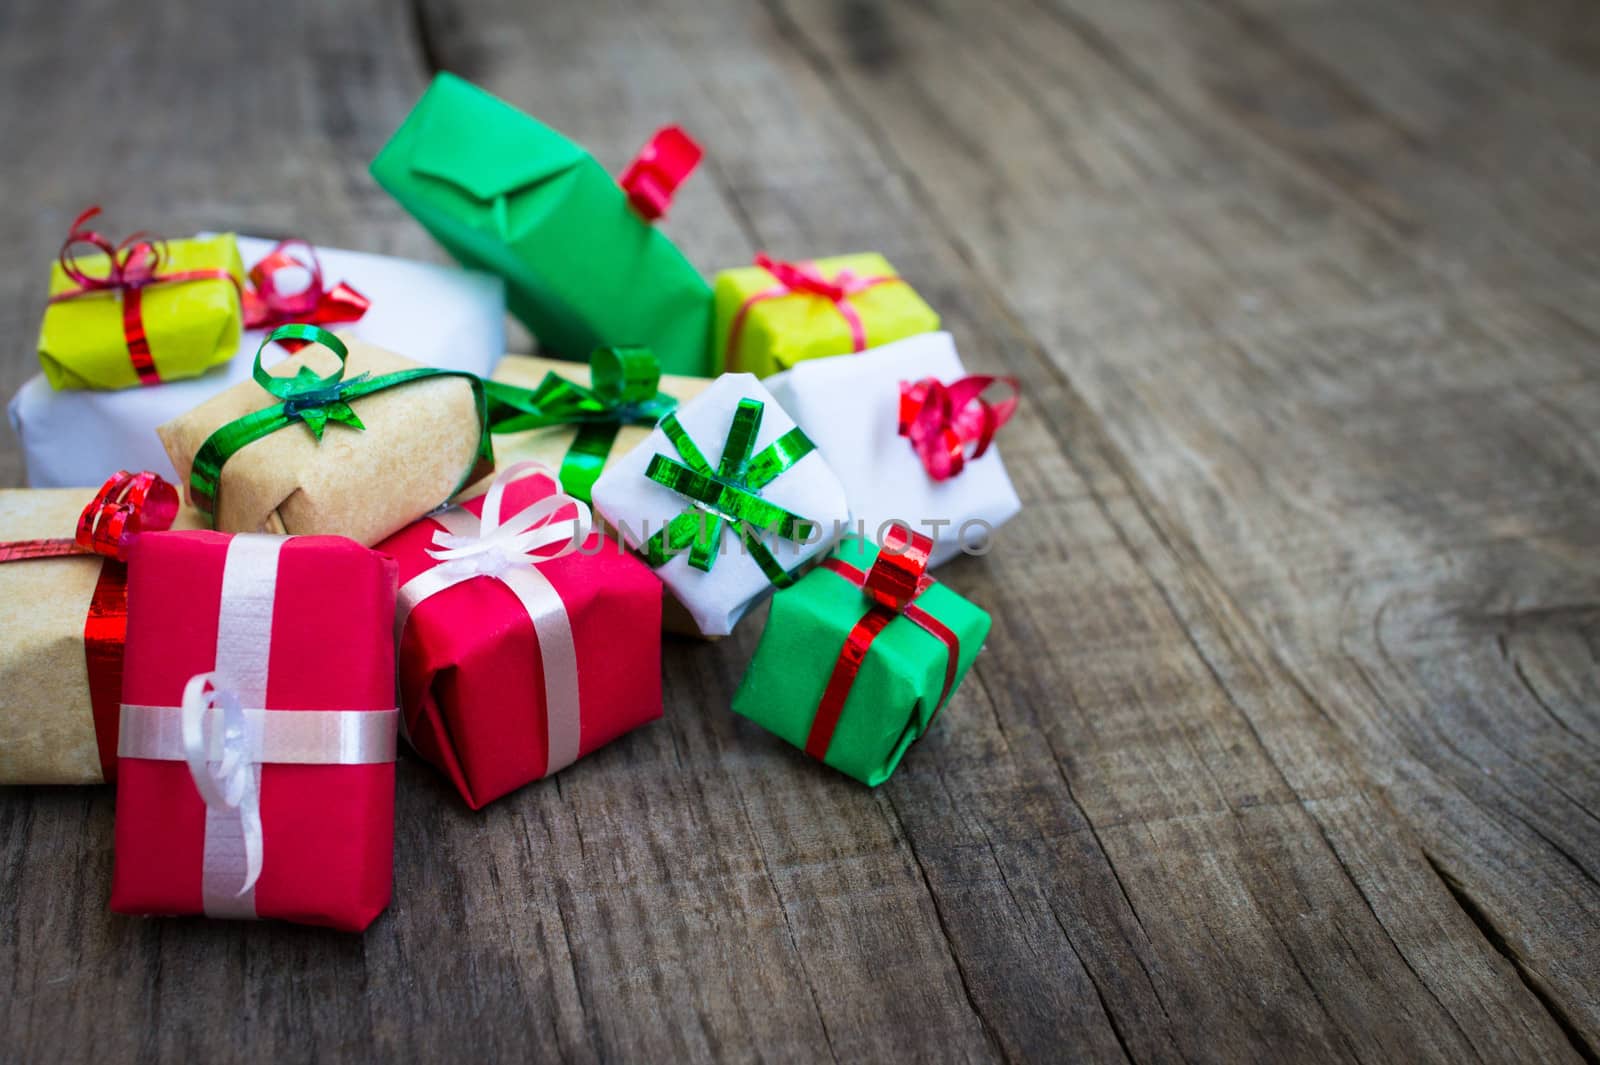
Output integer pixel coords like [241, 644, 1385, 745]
[619, 126, 703, 222]
[46, 207, 242, 387]
[725, 254, 903, 370]
[898, 374, 1019, 481]
[803, 526, 962, 762]
[242, 239, 370, 350]
[0, 470, 179, 779]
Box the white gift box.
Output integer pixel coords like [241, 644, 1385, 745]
[765, 332, 1021, 569]
[591, 373, 850, 636]
[8, 236, 506, 488]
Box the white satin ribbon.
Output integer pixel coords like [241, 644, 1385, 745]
[117, 533, 399, 921]
[396, 462, 591, 777]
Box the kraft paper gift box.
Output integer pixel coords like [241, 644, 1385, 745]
[765, 332, 1021, 569]
[731, 531, 990, 786]
[590, 373, 851, 637]
[38, 218, 245, 390]
[713, 253, 940, 377]
[157, 329, 491, 546]
[112, 531, 400, 931]
[381, 465, 662, 810]
[11, 235, 506, 489]
[371, 71, 714, 375]
[483, 349, 711, 503]
[0, 474, 203, 785]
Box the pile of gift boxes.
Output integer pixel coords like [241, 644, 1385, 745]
[0, 73, 1022, 931]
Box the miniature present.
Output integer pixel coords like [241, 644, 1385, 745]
[37, 207, 245, 391]
[157, 325, 492, 546]
[766, 332, 1021, 569]
[0, 472, 200, 785]
[12, 235, 507, 488]
[382, 463, 662, 809]
[371, 72, 713, 375]
[732, 529, 989, 785]
[483, 347, 710, 503]
[713, 253, 940, 377]
[590, 373, 850, 636]
[112, 530, 399, 930]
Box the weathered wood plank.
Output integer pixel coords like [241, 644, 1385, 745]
[1, 0, 1595, 1062]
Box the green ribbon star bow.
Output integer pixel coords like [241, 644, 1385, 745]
[642, 398, 817, 588]
[482, 346, 678, 503]
[189, 323, 493, 523]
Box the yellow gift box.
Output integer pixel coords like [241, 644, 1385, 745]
[713, 253, 940, 377]
[38, 230, 245, 391]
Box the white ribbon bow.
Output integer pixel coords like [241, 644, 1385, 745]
[396, 462, 595, 781]
[426, 460, 592, 578]
[180, 672, 264, 899]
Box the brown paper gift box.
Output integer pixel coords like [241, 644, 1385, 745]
[0, 488, 206, 784]
[157, 334, 485, 546]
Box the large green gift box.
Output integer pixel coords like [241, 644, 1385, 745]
[732, 534, 989, 785]
[713, 253, 941, 377]
[370, 72, 713, 375]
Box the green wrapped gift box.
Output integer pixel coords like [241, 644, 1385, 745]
[370, 72, 713, 375]
[732, 532, 989, 785]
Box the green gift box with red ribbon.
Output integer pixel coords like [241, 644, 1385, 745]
[731, 528, 989, 786]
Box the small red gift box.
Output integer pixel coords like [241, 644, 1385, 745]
[111, 530, 400, 932]
[381, 463, 662, 809]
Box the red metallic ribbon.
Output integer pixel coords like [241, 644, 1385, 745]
[242, 239, 370, 351]
[802, 527, 962, 762]
[899, 374, 1019, 481]
[46, 207, 242, 387]
[0, 471, 179, 778]
[725, 254, 904, 370]
[619, 125, 703, 222]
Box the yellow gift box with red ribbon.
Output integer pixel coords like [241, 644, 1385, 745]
[36, 209, 245, 391]
[712, 252, 941, 378]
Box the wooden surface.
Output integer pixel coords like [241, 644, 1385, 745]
[2, 0, 1597, 1061]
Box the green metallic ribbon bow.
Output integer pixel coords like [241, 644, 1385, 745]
[190, 323, 493, 523]
[481, 346, 677, 503]
[642, 398, 817, 587]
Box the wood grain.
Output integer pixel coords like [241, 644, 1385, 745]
[1, 0, 1596, 1061]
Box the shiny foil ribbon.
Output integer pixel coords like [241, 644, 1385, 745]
[242, 239, 371, 348]
[642, 397, 818, 588]
[0, 470, 179, 778]
[725, 254, 904, 371]
[483, 346, 678, 503]
[803, 527, 962, 762]
[188, 323, 493, 526]
[46, 206, 242, 387]
[618, 126, 703, 222]
[394, 462, 593, 777]
[117, 534, 399, 918]
[899, 373, 1019, 481]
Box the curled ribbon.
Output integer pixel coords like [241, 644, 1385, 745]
[899, 374, 1019, 481]
[180, 673, 264, 899]
[47, 206, 242, 387]
[483, 346, 678, 503]
[188, 323, 493, 525]
[0, 470, 179, 780]
[395, 462, 592, 778]
[618, 126, 703, 222]
[642, 398, 817, 588]
[725, 254, 903, 371]
[242, 239, 370, 347]
[803, 527, 962, 763]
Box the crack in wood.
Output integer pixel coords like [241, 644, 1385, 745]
[1423, 853, 1599, 1065]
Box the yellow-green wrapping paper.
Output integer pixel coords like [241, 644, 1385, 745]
[37, 232, 245, 390]
[713, 253, 940, 377]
